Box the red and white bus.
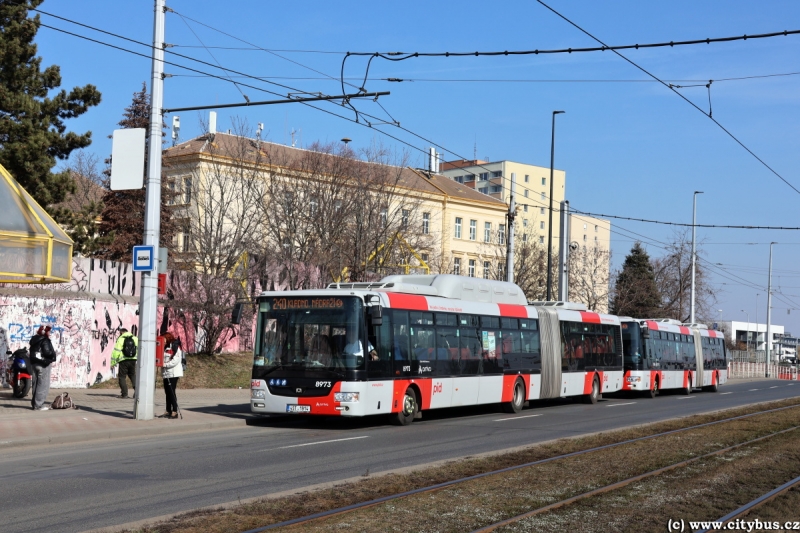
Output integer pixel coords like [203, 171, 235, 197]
[620, 318, 728, 397]
[250, 274, 624, 425]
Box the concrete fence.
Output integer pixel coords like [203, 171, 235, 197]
[727, 361, 796, 379]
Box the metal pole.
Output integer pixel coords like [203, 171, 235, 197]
[506, 173, 516, 283]
[558, 200, 570, 301]
[741, 310, 749, 355]
[690, 191, 703, 323]
[756, 293, 760, 351]
[766, 243, 775, 377]
[546, 110, 564, 301]
[135, 0, 166, 420]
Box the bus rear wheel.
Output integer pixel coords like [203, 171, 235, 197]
[502, 380, 525, 413]
[645, 377, 659, 399]
[584, 375, 601, 404]
[682, 374, 693, 396]
[392, 388, 418, 426]
[703, 373, 719, 393]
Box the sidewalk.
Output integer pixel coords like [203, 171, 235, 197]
[0, 387, 253, 449]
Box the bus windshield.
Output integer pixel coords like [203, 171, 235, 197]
[253, 296, 366, 371]
[621, 321, 643, 368]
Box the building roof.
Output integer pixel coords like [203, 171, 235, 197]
[165, 133, 507, 209]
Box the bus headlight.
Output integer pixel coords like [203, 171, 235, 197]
[251, 390, 266, 399]
[334, 392, 360, 402]
[626, 376, 641, 383]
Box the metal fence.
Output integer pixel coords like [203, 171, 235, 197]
[727, 361, 797, 379]
[729, 350, 769, 363]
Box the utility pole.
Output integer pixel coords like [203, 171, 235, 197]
[506, 172, 516, 283]
[558, 200, 570, 301]
[546, 110, 565, 300]
[766, 242, 775, 377]
[134, 0, 166, 420]
[690, 191, 703, 323]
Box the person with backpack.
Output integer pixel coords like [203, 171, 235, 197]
[111, 328, 138, 399]
[29, 325, 57, 410]
[159, 332, 183, 419]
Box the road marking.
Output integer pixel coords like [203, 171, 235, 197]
[606, 402, 637, 407]
[770, 386, 779, 389]
[276, 436, 369, 450]
[748, 389, 760, 391]
[677, 396, 696, 400]
[788, 384, 795, 386]
[720, 392, 733, 395]
[494, 414, 543, 422]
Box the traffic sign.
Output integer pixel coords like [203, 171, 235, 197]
[132, 245, 155, 272]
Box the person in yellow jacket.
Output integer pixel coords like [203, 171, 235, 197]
[110, 328, 138, 399]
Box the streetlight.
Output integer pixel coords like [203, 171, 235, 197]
[741, 309, 750, 354]
[690, 191, 703, 323]
[546, 110, 565, 301]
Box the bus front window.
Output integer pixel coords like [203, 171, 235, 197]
[253, 296, 366, 372]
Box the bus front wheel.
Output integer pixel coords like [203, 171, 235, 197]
[393, 388, 419, 426]
[502, 379, 525, 413]
[645, 377, 659, 399]
[682, 374, 693, 396]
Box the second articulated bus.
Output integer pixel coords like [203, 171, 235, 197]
[250, 274, 624, 425]
[621, 318, 727, 397]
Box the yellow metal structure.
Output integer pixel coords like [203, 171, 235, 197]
[330, 232, 430, 283]
[229, 251, 250, 300]
[0, 164, 73, 283]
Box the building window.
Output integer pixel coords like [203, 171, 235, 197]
[540, 221, 545, 230]
[523, 218, 528, 227]
[465, 174, 475, 182]
[524, 190, 529, 198]
[584, 223, 587, 230]
[492, 171, 502, 178]
[523, 205, 528, 212]
[334, 200, 342, 211]
[183, 177, 192, 205]
[484, 222, 491, 242]
[524, 175, 529, 183]
[468, 259, 476, 277]
[595, 225, 598, 232]
[402, 209, 410, 229]
[421, 253, 429, 263]
[541, 192, 546, 200]
[167, 179, 177, 205]
[498, 263, 506, 280]
[479, 187, 488, 194]
[479, 172, 489, 181]
[498, 224, 506, 245]
[380, 208, 388, 227]
[540, 207, 545, 215]
[454, 175, 463, 183]
[490, 185, 502, 193]
[469, 219, 477, 241]
[453, 258, 461, 275]
[454, 217, 462, 239]
[181, 222, 191, 252]
[422, 212, 430, 234]
[483, 261, 491, 279]
[309, 196, 318, 215]
[583, 234, 587, 241]
[542, 177, 546, 186]
[539, 236, 544, 244]
[595, 236, 598, 242]
[522, 234, 528, 242]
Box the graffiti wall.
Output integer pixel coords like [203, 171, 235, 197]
[0, 257, 257, 388]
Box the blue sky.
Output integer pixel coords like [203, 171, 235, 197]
[31, 1, 800, 334]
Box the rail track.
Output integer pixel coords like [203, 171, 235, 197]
[240, 402, 800, 533]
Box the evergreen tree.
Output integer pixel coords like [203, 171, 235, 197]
[611, 242, 662, 318]
[0, 0, 101, 207]
[96, 84, 176, 261]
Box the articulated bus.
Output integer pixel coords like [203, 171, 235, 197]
[621, 318, 727, 397]
[250, 274, 624, 425]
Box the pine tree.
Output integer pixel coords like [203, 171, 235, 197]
[611, 242, 662, 318]
[0, 0, 101, 207]
[95, 84, 176, 261]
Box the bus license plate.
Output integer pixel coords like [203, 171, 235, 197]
[286, 404, 310, 413]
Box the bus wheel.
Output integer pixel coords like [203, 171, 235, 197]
[703, 374, 719, 393]
[682, 374, 693, 396]
[584, 375, 601, 404]
[502, 380, 525, 413]
[392, 388, 418, 426]
[646, 377, 659, 399]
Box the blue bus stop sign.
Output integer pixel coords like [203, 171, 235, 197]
[132, 245, 155, 272]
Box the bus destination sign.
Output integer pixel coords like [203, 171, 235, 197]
[272, 297, 344, 310]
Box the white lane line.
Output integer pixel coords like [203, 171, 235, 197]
[788, 384, 795, 386]
[275, 436, 369, 450]
[606, 402, 637, 407]
[720, 392, 733, 395]
[748, 389, 760, 391]
[770, 386, 779, 389]
[494, 414, 543, 422]
[677, 396, 696, 400]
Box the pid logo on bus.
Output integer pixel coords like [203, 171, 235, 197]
[432, 382, 443, 395]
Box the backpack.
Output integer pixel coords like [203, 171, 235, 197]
[51, 392, 77, 410]
[122, 335, 137, 359]
[40, 337, 56, 364]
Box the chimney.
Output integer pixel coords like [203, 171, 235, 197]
[429, 147, 437, 173]
[209, 111, 217, 135]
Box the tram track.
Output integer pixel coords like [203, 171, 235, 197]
[239, 401, 800, 533]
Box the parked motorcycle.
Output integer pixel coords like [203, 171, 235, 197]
[5, 348, 32, 398]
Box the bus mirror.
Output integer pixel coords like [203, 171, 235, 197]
[370, 304, 383, 326]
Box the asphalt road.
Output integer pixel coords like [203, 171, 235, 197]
[1, 379, 797, 533]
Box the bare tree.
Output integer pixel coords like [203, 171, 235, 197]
[568, 244, 611, 313]
[652, 230, 715, 323]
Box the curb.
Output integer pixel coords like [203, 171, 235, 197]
[3, 417, 248, 449]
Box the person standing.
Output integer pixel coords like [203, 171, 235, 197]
[160, 332, 183, 419]
[110, 328, 138, 399]
[30, 326, 57, 410]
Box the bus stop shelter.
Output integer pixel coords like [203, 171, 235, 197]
[0, 163, 73, 284]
